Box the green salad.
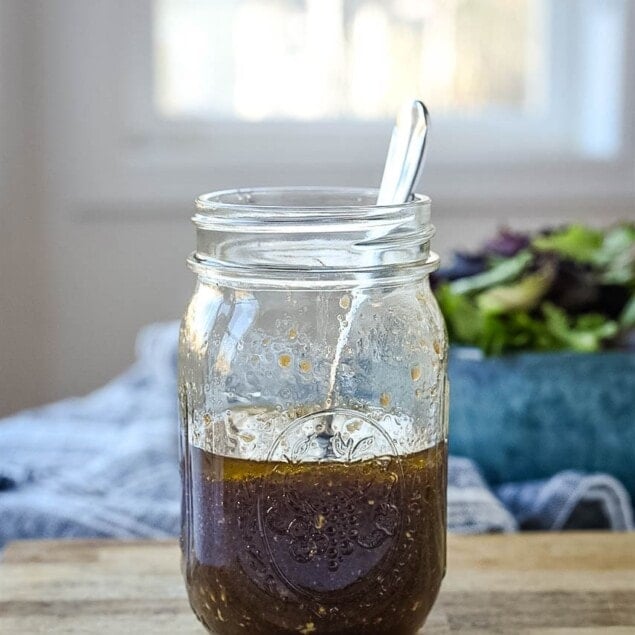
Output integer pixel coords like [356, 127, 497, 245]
[433, 223, 635, 355]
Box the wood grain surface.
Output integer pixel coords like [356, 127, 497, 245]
[1, 533, 634, 634]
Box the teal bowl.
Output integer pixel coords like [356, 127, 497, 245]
[448, 349, 635, 498]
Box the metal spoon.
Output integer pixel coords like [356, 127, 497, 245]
[376, 100, 430, 205]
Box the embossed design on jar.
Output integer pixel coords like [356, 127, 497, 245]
[263, 465, 400, 573]
[265, 408, 400, 464]
[256, 409, 406, 602]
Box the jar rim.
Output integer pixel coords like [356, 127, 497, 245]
[194, 186, 430, 229]
[190, 186, 437, 287]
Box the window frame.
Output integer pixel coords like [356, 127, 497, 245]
[76, 0, 635, 207]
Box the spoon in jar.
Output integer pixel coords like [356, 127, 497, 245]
[323, 100, 430, 436]
[377, 99, 430, 205]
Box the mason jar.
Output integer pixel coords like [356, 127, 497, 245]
[179, 187, 448, 635]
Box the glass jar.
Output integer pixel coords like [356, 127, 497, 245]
[179, 187, 448, 635]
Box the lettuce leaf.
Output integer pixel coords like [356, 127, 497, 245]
[542, 303, 618, 352]
[619, 295, 635, 329]
[437, 285, 620, 355]
[599, 225, 635, 285]
[532, 225, 603, 263]
[449, 251, 532, 295]
[477, 267, 553, 315]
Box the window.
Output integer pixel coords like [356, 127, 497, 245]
[154, 0, 545, 122]
[134, 0, 633, 175]
[67, 0, 632, 205]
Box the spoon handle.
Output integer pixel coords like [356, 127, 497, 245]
[376, 100, 429, 206]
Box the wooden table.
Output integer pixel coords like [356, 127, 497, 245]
[1, 533, 634, 634]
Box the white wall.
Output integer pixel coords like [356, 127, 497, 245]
[0, 0, 633, 417]
[0, 1, 49, 416]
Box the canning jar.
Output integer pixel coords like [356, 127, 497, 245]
[179, 187, 448, 635]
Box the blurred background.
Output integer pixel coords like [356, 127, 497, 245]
[0, 0, 633, 417]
